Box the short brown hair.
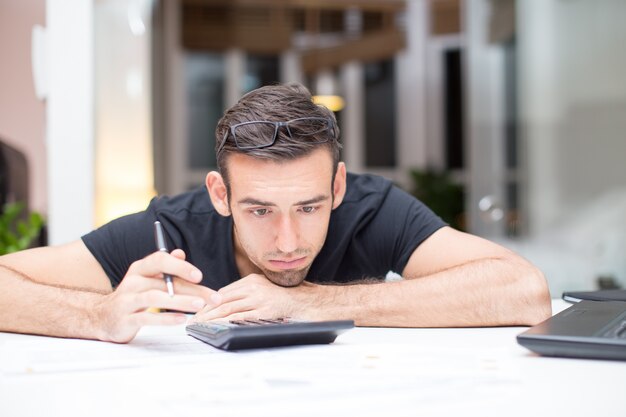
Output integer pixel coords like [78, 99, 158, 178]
[215, 83, 341, 188]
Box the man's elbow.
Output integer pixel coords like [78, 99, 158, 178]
[517, 265, 552, 326]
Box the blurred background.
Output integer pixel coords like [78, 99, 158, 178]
[1, 0, 625, 296]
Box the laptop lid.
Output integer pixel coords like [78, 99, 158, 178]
[562, 289, 626, 303]
[517, 300, 626, 360]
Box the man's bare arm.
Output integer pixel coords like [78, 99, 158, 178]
[195, 227, 551, 326]
[0, 241, 216, 342]
[315, 227, 551, 326]
[306, 258, 550, 327]
[330, 227, 550, 326]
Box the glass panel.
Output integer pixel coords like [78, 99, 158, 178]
[503, 39, 517, 170]
[444, 48, 464, 170]
[244, 54, 279, 93]
[516, 0, 626, 291]
[364, 59, 396, 167]
[185, 52, 224, 169]
[505, 181, 518, 237]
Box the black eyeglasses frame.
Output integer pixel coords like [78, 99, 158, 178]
[217, 117, 337, 155]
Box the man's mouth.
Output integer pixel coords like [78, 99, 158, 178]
[267, 257, 307, 270]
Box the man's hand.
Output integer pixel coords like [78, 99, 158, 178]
[192, 274, 321, 322]
[93, 249, 218, 343]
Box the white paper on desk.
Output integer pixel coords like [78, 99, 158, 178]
[1, 335, 525, 417]
[0, 328, 223, 374]
[149, 344, 522, 417]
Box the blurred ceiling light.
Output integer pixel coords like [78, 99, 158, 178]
[312, 69, 345, 112]
[313, 95, 345, 112]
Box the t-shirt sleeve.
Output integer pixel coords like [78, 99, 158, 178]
[81, 209, 157, 288]
[366, 185, 447, 275]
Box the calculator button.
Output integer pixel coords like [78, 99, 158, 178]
[228, 318, 293, 326]
[229, 320, 252, 326]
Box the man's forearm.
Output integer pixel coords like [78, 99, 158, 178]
[309, 258, 551, 327]
[0, 265, 106, 339]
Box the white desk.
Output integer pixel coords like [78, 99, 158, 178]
[1, 300, 625, 417]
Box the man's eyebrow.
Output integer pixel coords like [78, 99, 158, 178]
[295, 194, 330, 206]
[237, 194, 330, 206]
[237, 198, 276, 206]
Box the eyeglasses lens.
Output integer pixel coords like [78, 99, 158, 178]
[287, 118, 329, 137]
[233, 122, 278, 148]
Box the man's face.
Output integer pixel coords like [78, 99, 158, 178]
[225, 148, 342, 287]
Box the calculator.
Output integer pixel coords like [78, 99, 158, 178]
[186, 318, 354, 350]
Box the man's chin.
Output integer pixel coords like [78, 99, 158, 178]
[263, 268, 309, 287]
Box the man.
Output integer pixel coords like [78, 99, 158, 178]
[0, 83, 551, 343]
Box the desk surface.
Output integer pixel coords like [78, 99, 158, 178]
[1, 300, 625, 417]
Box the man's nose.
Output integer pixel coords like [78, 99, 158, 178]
[275, 215, 299, 254]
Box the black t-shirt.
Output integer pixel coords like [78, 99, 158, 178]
[82, 173, 446, 289]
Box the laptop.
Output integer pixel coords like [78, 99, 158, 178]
[516, 300, 626, 360]
[562, 289, 626, 303]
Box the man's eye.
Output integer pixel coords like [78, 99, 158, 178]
[252, 208, 269, 216]
[301, 206, 316, 213]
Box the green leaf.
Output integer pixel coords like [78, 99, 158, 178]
[0, 202, 45, 255]
[409, 168, 465, 231]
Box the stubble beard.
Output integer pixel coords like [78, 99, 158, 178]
[260, 264, 311, 287]
[233, 224, 315, 287]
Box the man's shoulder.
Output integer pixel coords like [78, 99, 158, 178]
[148, 186, 216, 217]
[344, 172, 394, 203]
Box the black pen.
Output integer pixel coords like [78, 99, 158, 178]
[153, 221, 175, 297]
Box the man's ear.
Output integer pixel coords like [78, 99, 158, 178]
[332, 162, 347, 210]
[205, 171, 231, 216]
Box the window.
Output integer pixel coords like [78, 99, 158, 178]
[443, 48, 464, 170]
[185, 52, 225, 169]
[244, 54, 279, 93]
[364, 59, 396, 167]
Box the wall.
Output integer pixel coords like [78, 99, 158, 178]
[0, 0, 47, 215]
[516, 0, 626, 292]
[46, 0, 95, 244]
[520, 0, 626, 234]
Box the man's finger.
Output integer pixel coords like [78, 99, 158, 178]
[127, 251, 203, 283]
[119, 274, 219, 309]
[213, 311, 260, 323]
[166, 277, 219, 301]
[170, 248, 186, 260]
[215, 286, 248, 304]
[130, 289, 207, 313]
[194, 299, 255, 322]
[217, 274, 268, 295]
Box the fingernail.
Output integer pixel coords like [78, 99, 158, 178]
[192, 299, 205, 309]
[191, 270, 203, 280]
